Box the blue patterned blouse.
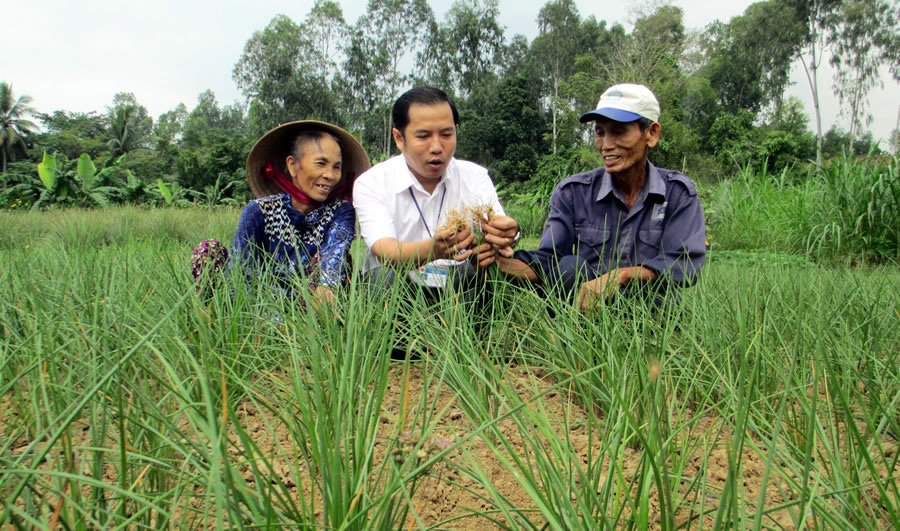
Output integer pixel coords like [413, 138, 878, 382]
[229, 193, 355, 290]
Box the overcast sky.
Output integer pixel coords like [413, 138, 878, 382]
[5, 0, 898, 146]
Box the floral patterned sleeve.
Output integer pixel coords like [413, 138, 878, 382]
[318, 200, 356, 287]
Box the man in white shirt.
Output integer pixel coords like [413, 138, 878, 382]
[353, 86, 520, 299]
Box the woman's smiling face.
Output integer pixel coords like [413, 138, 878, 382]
[593, 117, 659, 176]
[286, 134, 342, 211]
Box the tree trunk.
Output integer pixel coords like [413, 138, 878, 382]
[848, 101, 857, 155]
[552, 62, 559, 155]
[894, 105, 900, 155]
[799, 11, 825, 168]
[847, 64, 865, 155]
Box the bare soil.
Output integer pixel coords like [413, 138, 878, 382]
[2, 366, 897, 529]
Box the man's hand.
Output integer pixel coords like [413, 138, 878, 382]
[577, 267, 658, 311]
[473, 243, 497, 268]
[481, 216, 519, 258]
[496, 256, 539, 282]
[577, 272, 617, 311]
[432, 225, 475, 261]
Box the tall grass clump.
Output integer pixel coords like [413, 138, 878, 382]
[705, 164, 819, 254]
[707, 155, 899, 263]
[810, 153, 899, 262]
[500, 170, 557, 239]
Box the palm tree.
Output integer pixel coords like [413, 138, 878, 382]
[0, 82, 37, 172]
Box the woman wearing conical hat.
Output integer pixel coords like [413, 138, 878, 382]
[191, 121, 369, 308]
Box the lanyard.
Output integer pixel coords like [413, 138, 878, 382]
[408, 186, 446, 239]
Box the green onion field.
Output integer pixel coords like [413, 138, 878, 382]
[1, 161, 899, 529]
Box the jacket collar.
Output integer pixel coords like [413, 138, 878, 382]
[595, 161, 665, 202]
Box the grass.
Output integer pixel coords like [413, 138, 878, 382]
[705, 155, 899, 263]
[1, 205, 898, 529]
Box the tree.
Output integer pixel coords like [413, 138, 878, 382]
[500, 34, 535, 78]
[782, 0, 844, 166]
[630, 4, 685, 80]
[419, 0, 506, 97]
[342, 0, 434, 156]
[0, 82, 37, 173]
[531, 0, 582, 154]
[108, 105, 138, 156]
[31, 111, 108, 160]
[175, 91, 248, 195]
[558, 19, 628, 146]
[106, 92, 152, 155]
[457, 75, 546, 183]
[821, 124, 880, 157]
[681, 75, 720, 153]
[149, 103, 188, 179]
[777, 0, 899, 165]
[234, 14, 341, 133]
[891, 105, 900, 156]
[153, 103, 187, 151]
[602, 5, 687, 99]
[305, 0, 349, 81]
[829, 0, 900, 152]
[701, 1, 805, 113]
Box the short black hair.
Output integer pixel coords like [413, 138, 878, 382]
[392, 87, 460, 136]
[636, 117, 653, 132]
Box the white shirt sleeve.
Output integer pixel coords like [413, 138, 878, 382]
[353, 173, 397, 250]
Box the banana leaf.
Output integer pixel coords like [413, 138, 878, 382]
[77, 154, 98, 191]
[37, 152, 58, 191]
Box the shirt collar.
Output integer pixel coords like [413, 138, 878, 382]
[386, 155, 456, 195]
[595, 161, 665, 202]
[646, 162, 666, 199]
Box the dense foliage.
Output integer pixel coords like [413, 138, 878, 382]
[1, 0, 897, 211]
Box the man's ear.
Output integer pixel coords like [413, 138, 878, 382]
[645, 122, 662, 148]
[392, 128, 405, 152]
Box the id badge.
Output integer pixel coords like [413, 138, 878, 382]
[408, 263, 449, 288]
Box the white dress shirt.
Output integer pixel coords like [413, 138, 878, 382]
[353, 154, 506, 270]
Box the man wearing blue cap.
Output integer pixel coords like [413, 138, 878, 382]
[496, 83, 706, 309]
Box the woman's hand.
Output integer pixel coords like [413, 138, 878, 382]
[310, 285, 338, 314]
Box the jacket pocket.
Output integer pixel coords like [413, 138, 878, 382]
[575, 225, 611, 253]
[637, 227, 663, 257]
